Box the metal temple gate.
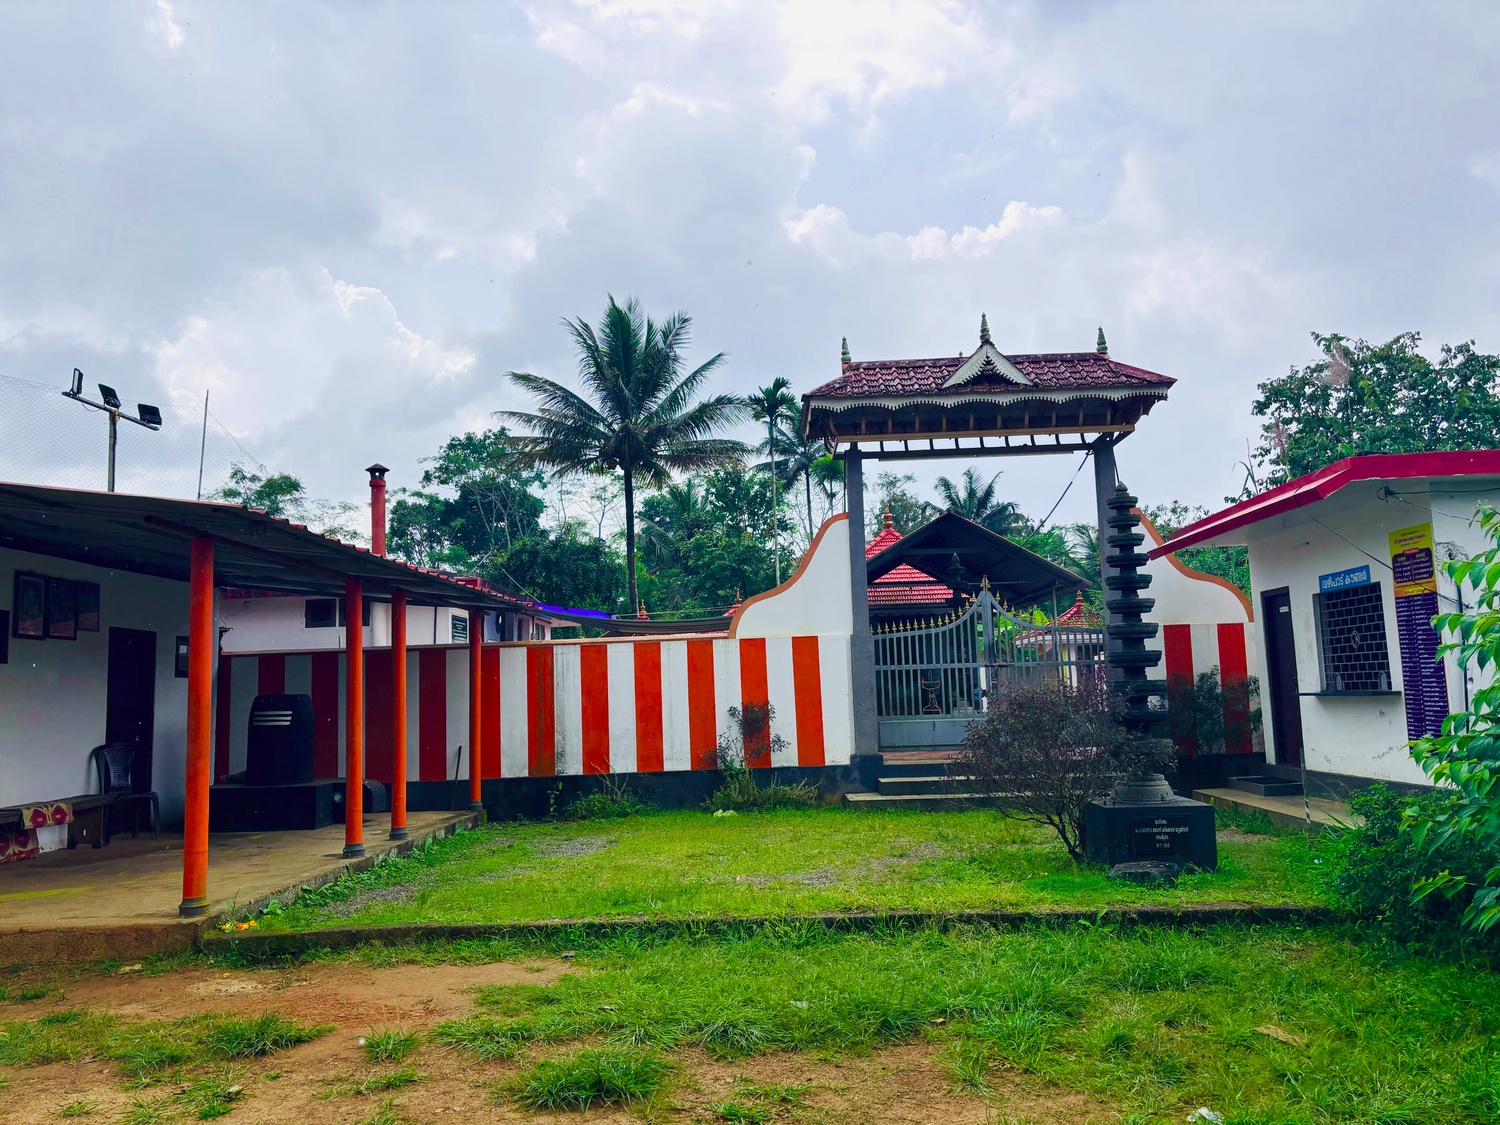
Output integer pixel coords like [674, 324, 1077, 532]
[873, 588, 1104, 720]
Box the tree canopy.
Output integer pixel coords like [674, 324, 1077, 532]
[1252, 332, 1500, 484]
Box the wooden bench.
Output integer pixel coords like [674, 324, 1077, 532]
[0, 794, 116, 850]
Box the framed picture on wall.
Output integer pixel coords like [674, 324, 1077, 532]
[45, 578, 77, 640]
[13, 573, 45, 639]
[175, 635, 190, 678]
[76, 582, 100, 632]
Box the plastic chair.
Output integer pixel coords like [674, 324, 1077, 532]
[89, 743, 159, 843]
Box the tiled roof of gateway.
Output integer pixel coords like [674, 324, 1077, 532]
[807, 352, 1173, 400]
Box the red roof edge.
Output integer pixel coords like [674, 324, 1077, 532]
[1149, 449, 1500, 558]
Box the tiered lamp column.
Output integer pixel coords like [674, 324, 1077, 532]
[1083, 483, 1218, 873]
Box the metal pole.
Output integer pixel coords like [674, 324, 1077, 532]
[107, 410, 118, 492]
[196, 390, 209, 501]
[343, 578, 366, 859]
[389, 589, 408, 840]
[179, 537, 214, 917]
[468, 610, 484, 811]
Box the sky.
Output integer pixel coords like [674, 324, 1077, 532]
[2, 1, 1498, 528]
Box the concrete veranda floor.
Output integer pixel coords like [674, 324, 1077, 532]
[0, 810, 476, 964]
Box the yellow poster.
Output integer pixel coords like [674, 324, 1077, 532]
[1388, 523, 1436, 598]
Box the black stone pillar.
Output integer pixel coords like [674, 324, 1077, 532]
[844, 447, 878, 758]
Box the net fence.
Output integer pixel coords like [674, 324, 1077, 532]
[0, 373, 266, 500]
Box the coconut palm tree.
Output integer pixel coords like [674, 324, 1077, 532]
[501, 296, 746, 613]
[934, 466, 1021, 536]
[745, 377, 798, 582]
[755, 424, 825, 544]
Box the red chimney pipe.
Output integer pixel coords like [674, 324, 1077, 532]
[367, 463, 389, 556]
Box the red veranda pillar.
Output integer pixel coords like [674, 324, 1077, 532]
[389, 588, 408, 840]
[468, 609, 483, 812]
[344, 578, 365, 858]
[179, 537, 214, 918]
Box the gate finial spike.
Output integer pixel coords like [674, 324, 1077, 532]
[980, 574, 990, 591]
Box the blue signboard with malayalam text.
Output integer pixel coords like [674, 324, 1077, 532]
[1318, 564, 1371, 593]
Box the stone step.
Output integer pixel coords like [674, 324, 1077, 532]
[1228, 775, 1303, 797]
[876, 775, 978, 796]
[844, 791, 1008, 812]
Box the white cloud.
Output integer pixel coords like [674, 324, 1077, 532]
[1470, 150, 1500, 192]
[149, 264, 475, 487]
[146, 0, 185, 52]
[528, 0, 989, 126]
[770, 0, 985, 124]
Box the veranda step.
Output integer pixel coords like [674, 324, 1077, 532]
[874, 751, 961, 778]
[876, 775, 977, 796]
[843, 791, 1007, 811]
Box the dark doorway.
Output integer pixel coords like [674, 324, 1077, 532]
[1261, 588, 1304, 768]
[106, 628, 157, 789]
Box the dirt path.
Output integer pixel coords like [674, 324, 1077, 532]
[0, 961, 1118, 1123]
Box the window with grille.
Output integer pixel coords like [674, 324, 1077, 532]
[1315, 583, 1393, 692]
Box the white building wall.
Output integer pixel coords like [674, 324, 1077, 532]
[0, 547, 192, 820]
[219, 596, 542, 654]
[1242, 480, 1494, 786]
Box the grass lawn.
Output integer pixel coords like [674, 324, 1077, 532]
[422, 922, 1500, 1123]
[8, 922, 1495, 1123]
[263, 805, 1325, 931]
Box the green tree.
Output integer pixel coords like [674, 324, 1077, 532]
[637, 465, 778, 614]
[1252, 332, 1500, 483]
[934, 466, 1021, 535]
[387, 429, 544, 570]
[745, 377, 798, 583]
[1409, 503, 1500, 933]
[868, 472, 937, 538]
[502, 295, 747, 613]
[212, 463, 362, 541]
[484, 529, 625, 614]
[1143, 501, 1250, 596]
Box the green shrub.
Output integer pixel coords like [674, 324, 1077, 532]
[568, 775, 654, 820]
[704, 704, 819, 812]
[1327, 784, 1500, 954]
[506, 1046, 671, 1110]
[361, 1027, 419, 1064]
[201, 1012, 332, 1058]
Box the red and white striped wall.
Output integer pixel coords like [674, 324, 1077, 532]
[1159, 622, 1254, 755]
[214, 635, 854, 783]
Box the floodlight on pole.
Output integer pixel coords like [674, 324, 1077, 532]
[61, 368, 163, 493]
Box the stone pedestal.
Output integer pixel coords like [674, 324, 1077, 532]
[1084, 791, 1218, 872]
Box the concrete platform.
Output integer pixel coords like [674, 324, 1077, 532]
[1193, 787, 1359, 830]
[0, 809, 477, 964]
